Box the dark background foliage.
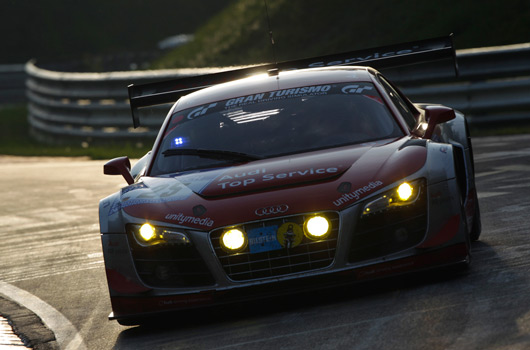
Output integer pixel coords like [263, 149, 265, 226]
[2, 0, 530, 68]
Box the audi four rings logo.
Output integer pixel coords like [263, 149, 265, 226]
[255, 204, 289, 216]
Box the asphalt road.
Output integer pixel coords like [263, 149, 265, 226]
[2, 134, 530, 349]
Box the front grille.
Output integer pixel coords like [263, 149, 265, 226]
[349, 185, 427, 263]
[210, 212, 339, 281]
[128, 231, 215, 288]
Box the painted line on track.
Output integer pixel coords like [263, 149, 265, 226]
[0, 281, 87, 350]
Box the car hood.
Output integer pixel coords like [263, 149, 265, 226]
[119, 138, 427, 229]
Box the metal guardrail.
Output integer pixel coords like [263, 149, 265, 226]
[395, 43, 530, 125]
[25, 63, 226, 139]
[25, 43, 530, 140]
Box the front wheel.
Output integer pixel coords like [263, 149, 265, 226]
[469, 192, 482, 241]
[457, 196, 472, 270]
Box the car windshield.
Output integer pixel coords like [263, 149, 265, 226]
[150, 82, 403, 175]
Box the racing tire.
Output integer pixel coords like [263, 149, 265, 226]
[469, 192, 482, 242]
[455, 196, 472, 271]
[465, 120, 481, 242]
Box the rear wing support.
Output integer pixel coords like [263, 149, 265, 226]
[129, 35, 457, 128]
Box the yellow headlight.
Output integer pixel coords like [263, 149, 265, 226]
[221, 229, 247, 251]
[305, 216, 330, 240]
[139, 223, 156, 241]
[361, 179, 423, 217]
[397, 183, 413, 201]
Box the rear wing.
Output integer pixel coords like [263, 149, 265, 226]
[129, 35, 457, 127]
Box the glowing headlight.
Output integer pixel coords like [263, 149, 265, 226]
[220, 229, 247, 252]
[362, 179, 423, 216]
[130, 223, 191, 247]
[397, 183, 413, 201]
[304, 216, 330, 240]
[139, 223, 156, 241]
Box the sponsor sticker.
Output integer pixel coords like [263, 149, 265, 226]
[307, 46, 420, 67]
[223, 85, 332, 109]
[118, 180, 193, 213]
[187, 103, 217, 120]
[108, 198, 122, 216]
[165, 213, 214, 227]
[333, 181, 383, 207]
[277, 222, 304, 249]
[121, 182, 148, 195]
[341, 84, 373, 95]
[248, 225, 282, 253]
[216, 166, 340, 190]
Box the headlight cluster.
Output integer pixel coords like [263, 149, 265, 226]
[219, 215, 332, 253]
[129, 223, 191, 247]
[362, 179, 424, 216]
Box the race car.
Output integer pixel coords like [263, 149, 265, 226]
[99, 36, 481, 325]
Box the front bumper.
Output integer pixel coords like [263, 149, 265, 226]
[108, 242, 469, 321]
[102, 179, 469, 321]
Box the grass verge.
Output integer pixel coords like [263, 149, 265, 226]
[0, 105, 153, 160]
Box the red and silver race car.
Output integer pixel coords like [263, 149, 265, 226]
[99, 36, 481, 324]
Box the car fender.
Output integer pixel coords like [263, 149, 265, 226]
[421, 143, 467, 248]
[438, 111, 468, 147]
[424, 141, 456, 185]
[438, 111, 478, 216]
[99, 192, 126, 234]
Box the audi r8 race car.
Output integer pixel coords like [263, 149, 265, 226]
[99, 36, 481, 325]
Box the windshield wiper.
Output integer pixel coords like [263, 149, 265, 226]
[162, 148, 263, 162]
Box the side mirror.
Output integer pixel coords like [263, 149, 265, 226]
[423, 106, 456, 139]
[104, 156, 134, 185]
